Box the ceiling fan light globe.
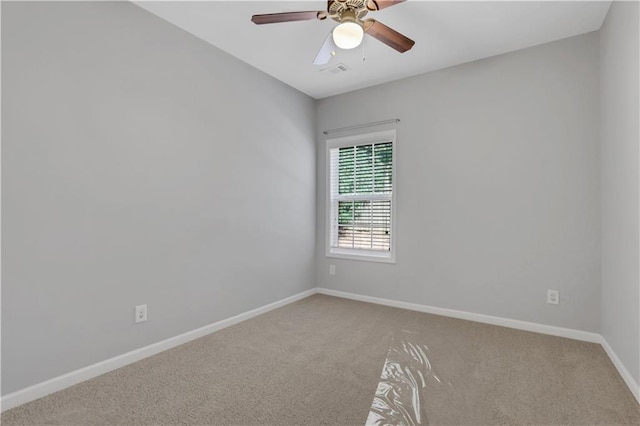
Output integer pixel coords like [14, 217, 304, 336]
[332, 22, 364, 49]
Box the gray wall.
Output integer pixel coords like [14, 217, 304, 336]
[317, 33, 601, 332]
[2, 1, 316, 395]
[600, 0, 640, 385]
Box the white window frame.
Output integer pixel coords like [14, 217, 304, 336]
[325, 129, 397, 263]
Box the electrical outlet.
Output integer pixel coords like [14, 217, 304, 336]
[547, 290, 559, 305]
[135, 304, 147, 323]
[329, 264, 336, 275]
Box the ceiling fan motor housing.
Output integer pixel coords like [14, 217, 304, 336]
[329, 0, 369, 22]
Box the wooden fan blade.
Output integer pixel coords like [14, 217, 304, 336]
[251, 11, 324, 25]
[366, 0, 406, 11]
[364, 19, 415, 52]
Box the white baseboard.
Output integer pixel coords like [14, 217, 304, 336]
[599, 336, 640, 403]
[317, 287, 639, 404]
[317, 288, 601, 342]
[4, 286, 638, 412]
[0, 288, 317, 412]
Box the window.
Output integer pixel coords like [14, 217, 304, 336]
[326, 129, 396, 263]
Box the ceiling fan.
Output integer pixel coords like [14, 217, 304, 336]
[251, 0, 415, 65]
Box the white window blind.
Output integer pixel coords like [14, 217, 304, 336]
[327, 130, 395, 262]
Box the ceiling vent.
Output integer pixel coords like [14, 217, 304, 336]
[321, 63, 351, 74]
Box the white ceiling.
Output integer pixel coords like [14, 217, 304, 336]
[135, 1, 611, 99]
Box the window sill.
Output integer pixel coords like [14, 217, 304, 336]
[326, 248, 396, 264]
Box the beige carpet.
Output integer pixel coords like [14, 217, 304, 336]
[2, 294, 639, 425]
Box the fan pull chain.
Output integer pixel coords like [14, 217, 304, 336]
[362, 37, 366, 62]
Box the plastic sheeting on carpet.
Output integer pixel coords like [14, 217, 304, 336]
[366, 329, 473, 425]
